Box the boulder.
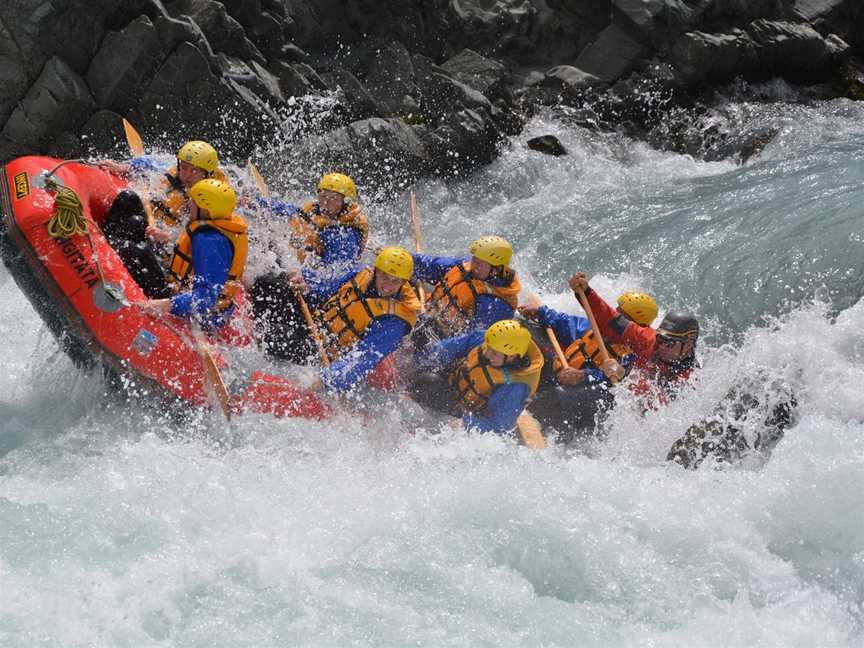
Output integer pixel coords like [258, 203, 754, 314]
[746, 20, 843, 83]
[0, 19, 31, 127]
[87, 15, 164, 113]
[669, 29, 758, 85]
[439, 49, 508, 96]
[168, 0, 266, 65]
[611, 0, 710, 47]
[270, 61, 313, 99]
[575, 23, 648, 84]
[325, 69, 380, 121]
[362, 41, 422, 116]
[132, 41, 278, 159]
[543, 66, 605, 97]
[422, 108, 502, 175]
[1, 57, 95, 157]
[527, 134, 567, 156]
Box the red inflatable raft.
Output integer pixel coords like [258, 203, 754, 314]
[0, 156, 330, 420]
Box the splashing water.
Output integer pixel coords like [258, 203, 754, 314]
[1, 97, 863, 646]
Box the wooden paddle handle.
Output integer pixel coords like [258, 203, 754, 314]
[409, 191, 426, 304]
[295, 289, 330, 368]
[574, 286, 620, 383]
[526, 293, 569, 368]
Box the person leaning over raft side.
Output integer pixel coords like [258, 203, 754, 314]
[136, 179, 248, 330]
[410, 319, 544, 435]
[569, 272, 699, 410]
[517, 291, 657, 440]
[102, 140, 228, 245]
[411, 235, 521, 349]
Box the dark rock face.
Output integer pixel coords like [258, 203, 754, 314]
[0, 0, 862, 187]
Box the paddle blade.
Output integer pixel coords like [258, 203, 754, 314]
[516, 411, 546, 449]
[197, 344, 232, 420]
[122, 118, 145, 157]
[248, 161, 270, 198]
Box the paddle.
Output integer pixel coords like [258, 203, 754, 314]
[123, 118, 144, 157]
[248, 160, 270, 199]
[525, 293, 570, 369]
[574, 287, 623, 383]
[295, 288, 330, 368]
[409, 190, 426, 304]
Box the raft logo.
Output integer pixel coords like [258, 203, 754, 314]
[132, 330, 158, 357]
[13, 172, 29, 199]
[55, 237, 100, 289]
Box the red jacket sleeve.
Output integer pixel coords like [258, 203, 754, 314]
[585, 289, 618, 338]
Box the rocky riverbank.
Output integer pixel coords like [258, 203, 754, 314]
[1, 0, 862, 193]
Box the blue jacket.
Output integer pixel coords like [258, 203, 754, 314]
[420, 331, 531, 435]
[169, 229, 235, 329]
[412, 254, 516, 331]
[315, 268, 412, 393]
[536, 305, 634, 383]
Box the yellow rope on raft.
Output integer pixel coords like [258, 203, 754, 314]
[46, 185, 88, 239]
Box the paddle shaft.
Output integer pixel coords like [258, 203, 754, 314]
[121, 119, 156, 227]
[295, 289, 330, 368]
[526, 293, 569, 368]
[574, 286, 620, 383]
[409, 191, 426, 303]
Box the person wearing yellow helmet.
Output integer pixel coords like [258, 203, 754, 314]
[517, 288, 649, 441]
[411, 235, 522, 350]
[408, 319, 544, 435]
[137, 178, 248, 330]
[569, 272, 700, 412]
[253, 246, 421, 392]
[284, 171, 369, 268]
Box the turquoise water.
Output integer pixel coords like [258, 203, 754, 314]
[1, 97, 863, 646]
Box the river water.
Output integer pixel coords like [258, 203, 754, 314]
[1, 94, 863, 646]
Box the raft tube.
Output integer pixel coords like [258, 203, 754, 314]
[0, 156, 330, 420]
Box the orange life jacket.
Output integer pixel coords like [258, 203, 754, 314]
[167, 213, 248, 311]
[289, 201, 368, 263]
[426, 261, 521, 336]
[449, 340, 544, 414]
[554, 329, 634, 375]
[316, 268, 421, 360]
[150, 167, 227, 226]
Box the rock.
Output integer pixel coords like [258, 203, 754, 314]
[527, 134, 567, 156]
[669, 29, 758, 86]
[362, 41, 422, 116]
[285, 117, 430, 192]
[77, 109, 127, 157]
[747, 20, 841, 83]
[132, 41, 278, 159]
[612, 0, 709, 47]
[439, 49, 508, 96]
[270, 61, 312, 98]
[0, 19, 31, 127]
[422, 108, 502, 175]
[168, 0, 266, 65]
[575, 22, 648, 84]
[420, 72, 492, 120]
[325, 69, 380, 121]
[1, 57, 95, 155]
[543, 65, 604, 97]
[87, 15, 164, 113]
[292, 63, 328, 92]
[280, 43, 308, 62]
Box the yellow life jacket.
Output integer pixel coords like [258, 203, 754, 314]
[288, 201, 369, 263]
[554, 329, 634, 374]
[150, 167, 227, 226]
[316, 267, 421, 360]
[449, 340, 544, 414]
[167, 212, 248, 310]
[425, 261, 521, 336]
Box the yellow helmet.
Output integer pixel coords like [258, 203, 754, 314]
[484, 319, 531, 357]
[374, 246, 413, 281]
[317, 172, 357, 200]
[616, 291, 658, 326]
[189, 179, 237, 217]
[469, 235, 513, 268]
[177, 140, 219, 173]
